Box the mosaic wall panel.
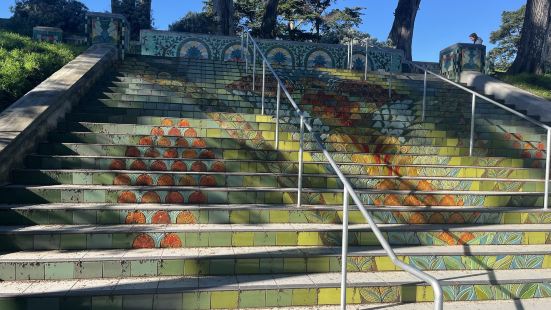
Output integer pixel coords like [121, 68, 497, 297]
[32, 26, 63, 44]
[85, 12, 129, 58]
[139, 30, 404, 72]
[440, 43, 485, 81]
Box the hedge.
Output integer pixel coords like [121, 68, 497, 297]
[0, 30, 85, 112]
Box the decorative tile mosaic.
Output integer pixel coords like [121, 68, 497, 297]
[139, 30, 404, 72]
[32, 26, 63, 44]
[440, 43, 486, 81]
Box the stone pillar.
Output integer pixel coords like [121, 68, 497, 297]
[85, 12, 130, 59]
[440, 43, 486, 81]
[33, 26, 63, 44]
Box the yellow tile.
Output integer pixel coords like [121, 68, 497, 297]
[270, 210, 289, 223]
[347, 288, 361, 304]
[318, 288, 340, 305]
[232, 232, 254, 246]
[206, 128, 221, 138]
[524, 232, 546, 244]
[503, 213, 521, 224]
[416, 286, 434, 302]
[297, 232, 321, 245]
[224, 150, 239, 160]
[211, 291, 238, 309]
[543, 255, 551, 268]
[374, 256, 397, 271]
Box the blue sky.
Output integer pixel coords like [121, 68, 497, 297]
[0, 0, 526, 61]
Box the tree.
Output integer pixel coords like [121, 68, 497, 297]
[169, 12, 217, 34]
[508, 0, 550, 74]
[388, 0, 421, 61]
[213, 0, 234, 35]
[112, 0, 153, 40]
[489, 5, 526, 71]
[260, 0, 279, 38]
[9, 0, 88, 35]
[320, 7, 364, 44]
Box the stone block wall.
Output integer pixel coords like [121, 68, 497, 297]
[0, 44, 118, 184]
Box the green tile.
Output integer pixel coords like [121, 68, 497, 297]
[34, 234, 60, 250]
[123, 294, 154, 310]
[159, 260, 184, 276]
[208, 232, 231, 246]
[239, 290, 266, 308]
[186, 233, 209, 247]
[131, 260, 157, 276]
[0, 262, 15, 281]
[75, 261, 102, 279]
[284, 258, 306, 273]
[153, 294, 182, 310]
[307, 257, 330, 272]
[27, 298, 59, 310]
[16, 262, 44, 280]
[103, 261, 130, 278]
[253, 232, 275, 246]
[235, 259, 259, 274]
[60, 234, 87, 250]
[211, 291, 238, 309]
[60, 297, 91, 310]
[87, 234, 113, 249]
[45, 262, 74, 280]
[209, 259, 234, 275]
[92, 295, 123, 310]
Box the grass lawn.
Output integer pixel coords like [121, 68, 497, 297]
[0, 30, 86, 112]
[494, 72, 551, 101]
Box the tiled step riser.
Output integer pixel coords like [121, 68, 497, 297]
[61, 120, 545, 143]
[26, 157, 544, 179]
[1, 208, 548, 225]
[90, 99, 530, 123]
[78, 105, 545, 135]
[49, 132, 546, 153]
[2, 282, 550, 310]
[0, 187, 544, 207]
[36, 142, 545, 161]
[0, 229, 549, 251]
[11, 170, 544, 192]
[4, 253, 551, 281]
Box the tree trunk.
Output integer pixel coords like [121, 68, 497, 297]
[508, 0, 550, 74]
[388, 0, 421, 61]
[213, 0, 234, 36]
[260, 0, 279, 38]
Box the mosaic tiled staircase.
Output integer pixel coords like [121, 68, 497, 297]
[1, 55, 551, 309]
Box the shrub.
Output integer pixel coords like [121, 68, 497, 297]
[0, 30, 85, 111]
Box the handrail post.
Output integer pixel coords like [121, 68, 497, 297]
[340, 186, 349, 310]
[275, 81, 281, 151]
[388, 54, 393, 100]
[252, 46, 256, 91]
[545, 129, 551, 209]
[349, 42, 353, 70]
[422, 70, 427, 121]
[261, 60, 266, 115]
[364, 43, 368, 80]
[240, 32, 244, 63]
[469, 93, 476, 156]
[297, 115, 305, 208]
[245, 34, 249, 73]
[345, 42, 350, 69]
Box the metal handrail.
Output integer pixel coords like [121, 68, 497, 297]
[406, 60, 551, 210]
[238, 27, 443, 310]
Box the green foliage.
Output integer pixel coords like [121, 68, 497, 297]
[0, 30, 84, 111]
[169, 12, 217, 34]
[112, 0, 153, 40]
[8, 0, 88, 36]
[170, 0, 375, 44]
[496, 72, 551, 100]
[489, 5, 525, 71]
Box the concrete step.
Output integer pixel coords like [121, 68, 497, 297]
[1, 204, 548, 225]
[1, 269, 551, 308]
[2, 245, 551, 280]
[0, 223, 549, 250]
